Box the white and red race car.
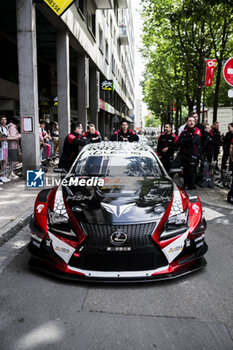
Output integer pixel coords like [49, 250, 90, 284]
[29, 142, 207, 282]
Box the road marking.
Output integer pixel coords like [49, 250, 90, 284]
[203, 207, 224, 221]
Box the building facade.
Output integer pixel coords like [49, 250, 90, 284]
[206, 107, 233, 134]
[0, 0, 135, 171]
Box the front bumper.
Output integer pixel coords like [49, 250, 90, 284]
[28, 241, 207, 283]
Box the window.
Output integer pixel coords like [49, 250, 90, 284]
[111, 54, 115, 74]
[99, 26, 104, 53]
[117, 38, 120, 57]
[78, 0, 84, 13]
[105, 40, 109, 63]
[87, 9, 96, 36]
[74, 155, 164, 178]
[110, 17, 113, 35]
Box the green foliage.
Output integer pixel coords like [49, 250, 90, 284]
[140, 0, 233, 125]
[145, 114, 161, 127]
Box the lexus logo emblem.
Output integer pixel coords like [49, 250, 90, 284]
[110, 231, 127, 245]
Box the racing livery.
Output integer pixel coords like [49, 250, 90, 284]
[29, 142, 208, 282]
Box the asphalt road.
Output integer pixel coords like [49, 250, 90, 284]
[0, 204, 233, 350]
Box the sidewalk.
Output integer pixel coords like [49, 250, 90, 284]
[0, 166, 58, 246]
[0, 171, 232, 246]
[0, 177, 39, 245]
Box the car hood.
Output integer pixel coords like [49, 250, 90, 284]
[62, 176, 174, 225]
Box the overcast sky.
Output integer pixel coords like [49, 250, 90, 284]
[131, 0, 148, 116]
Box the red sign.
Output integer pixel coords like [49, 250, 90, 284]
[223, 57, 233, 87]
[205, 59, 217, 86]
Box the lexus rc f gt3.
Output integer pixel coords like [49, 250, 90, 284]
[29, 142, 208, 282]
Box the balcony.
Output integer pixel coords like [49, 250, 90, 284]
[119, 25, 129, 45]
[117, 0, 128, 8]
[94, 0, 114, 9]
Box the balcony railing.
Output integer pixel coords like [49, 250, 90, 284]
[117, 0, 128, 8]
[94, 0, 114, 9]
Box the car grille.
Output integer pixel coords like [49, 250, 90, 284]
[80, 222, 156, 249]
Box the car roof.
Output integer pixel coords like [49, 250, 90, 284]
[79, 141, 156, 159]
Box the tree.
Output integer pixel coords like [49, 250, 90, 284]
[140, 0, 233, 125]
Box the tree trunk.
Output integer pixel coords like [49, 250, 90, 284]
[213, 58, 222, 123]
[179, 104, 182, 127]
[175, 101, 179, 134]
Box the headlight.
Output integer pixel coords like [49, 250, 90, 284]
[160, 209, 188, 241]
[191, 218, 207, 236]
[48, 211, 76, 237]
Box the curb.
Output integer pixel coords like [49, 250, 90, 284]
[200, 200, 233, 211]
[0, 208, 33, 247]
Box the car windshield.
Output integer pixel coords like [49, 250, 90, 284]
[73, 155, 164, 177]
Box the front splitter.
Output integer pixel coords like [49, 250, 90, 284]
[28, 256, 207, 284]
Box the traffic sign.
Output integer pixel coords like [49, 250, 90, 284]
[223, 57, 233, 87]
[43, 0, 75, 17]
[228, 89, 233, 98]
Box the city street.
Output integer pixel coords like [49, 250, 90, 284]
[1, 1, 233, 349]
[0, 204, 233, 350]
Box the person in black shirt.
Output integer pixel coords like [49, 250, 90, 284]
[157, 123, 178, 172]
[203, 124, 214, 164]
[227, 137, 233, 204]
[221, 123, 233, 174]
[211, 121, 222, 171]
[59, 121, 91, 171]
[178, 115, 201, 190]
[192, 112, 205, 147]
[111, 119, 139, 142]
[83, 123, 102, 143]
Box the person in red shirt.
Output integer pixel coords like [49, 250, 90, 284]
[157, 123, 178, 172]
[59, 121, 91, 171]
[111, 119, 139, 142]
[83, 124, 102, 143]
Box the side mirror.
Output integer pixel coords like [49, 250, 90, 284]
[53, 167, 67, 175]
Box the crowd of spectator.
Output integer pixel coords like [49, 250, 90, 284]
[1, 113, 233, 203]
[0, 115, 21, 187]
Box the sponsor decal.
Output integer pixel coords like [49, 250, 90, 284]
[101, 202, 135, 217]
[107, 247, 131, 251]
[168, 246, 182, 254]
[31, 234, 42, 243]
[36, 204, 45, 213]
[196, 241, 204, 248]
[66, 195, 93, 202]
[192, 204, 200, 214]
[55, 246, 70, 254]
[26, 169, 44, 188]
[46, 239, 52, 247]
[110, 231, 128, 245]
[32, 241, 41, 248]
[194, 234, 205, 242]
